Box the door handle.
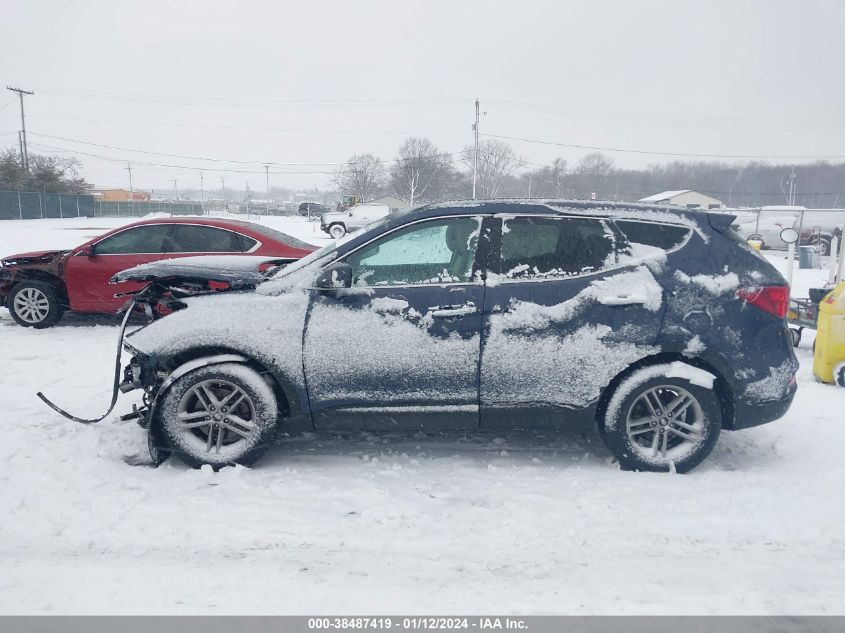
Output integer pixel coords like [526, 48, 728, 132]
[597, 293, 646, 306]
[429, 305, 477, 318]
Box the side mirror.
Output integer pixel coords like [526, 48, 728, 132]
[780, 228, 800, 244]
[80, 244, 95, 256]
[313, 262, 353, 289]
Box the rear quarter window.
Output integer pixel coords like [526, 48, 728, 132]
[614, 220, 690, 255]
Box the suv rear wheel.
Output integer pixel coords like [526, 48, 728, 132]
[9, 281, 64, 328]
[329, 223, 347, 239]
[600, 363, 722, 473]
[157, 363, 279, 469]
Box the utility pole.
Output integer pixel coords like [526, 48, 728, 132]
[172, 179, 178, 201]
[199, 171, 205, 215]
[126, 162, 134, 215]
[264, 164, 271, 207]
[472, 98, 480, 200]
[221, 177, 225, 200]
[7, 86, 34, 171]
[788, 166, 797, 206]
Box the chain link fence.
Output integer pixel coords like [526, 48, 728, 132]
[0, 191, 205, 220]
[93, 200, 204, 217]
[0, 191, 95, 220]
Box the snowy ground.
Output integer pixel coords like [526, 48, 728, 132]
[1, 215, 844, 614]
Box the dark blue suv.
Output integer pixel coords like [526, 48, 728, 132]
[122, 200, 798, 472]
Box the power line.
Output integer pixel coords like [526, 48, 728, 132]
[25, 141, 337, 174]
[481, 132, 845, 160]
[483, 99, 845, 132]
[37, 89, 470, 109]
[30, 132, 462, 168]
[27, 114, 468, 136]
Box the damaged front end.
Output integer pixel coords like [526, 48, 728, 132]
[40, 255, 289, 465]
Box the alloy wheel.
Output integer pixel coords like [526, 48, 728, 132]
[175, 379, 258, 455]
[625, 385, 705, 462]
[13, 287, 50, 324]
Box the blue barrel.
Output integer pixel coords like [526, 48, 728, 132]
[799, 245, 819, 269]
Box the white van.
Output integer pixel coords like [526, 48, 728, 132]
[320, 204, 391, 239]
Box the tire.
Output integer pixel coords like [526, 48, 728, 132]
[8, 281, 64, 328]
[156, 363, 279, 469]
[329, 223, 347, 239]
[817, 237, 832, 257]
[835, 363, 845, 388]
[600, 363, 722, 473]
[790, 327, 802, 348]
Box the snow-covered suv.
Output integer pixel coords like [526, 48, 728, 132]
[120, 200, 798, 472]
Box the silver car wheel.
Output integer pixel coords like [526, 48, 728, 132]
[175, 379, 258, 455]
[625, 385, 705, 462]
[13, 287, 51, 324]
[329, 224, 346, 239]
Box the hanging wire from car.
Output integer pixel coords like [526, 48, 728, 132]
[36, 295, 139, 424]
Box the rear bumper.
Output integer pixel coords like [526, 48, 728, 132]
[729, 381, 797, 430]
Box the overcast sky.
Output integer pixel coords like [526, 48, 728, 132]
[2, 0, 844, 194]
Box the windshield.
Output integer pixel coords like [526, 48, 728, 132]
[268, 212, 403, 280]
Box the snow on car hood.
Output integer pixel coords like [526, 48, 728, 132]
[126, 288, 310, 390]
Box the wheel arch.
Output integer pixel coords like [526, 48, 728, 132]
[595, 351, 735, 431]
[11, 271, 68, 307]
[154, 347, 305, 421]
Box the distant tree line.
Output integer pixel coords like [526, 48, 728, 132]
[0, 149, 89, 194]
[4, 142, 843, 209]
[336, 139, 845, 209]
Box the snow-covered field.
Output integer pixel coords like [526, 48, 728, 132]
[1, 215, 844, 614]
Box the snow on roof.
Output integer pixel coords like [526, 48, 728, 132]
[638, 190, 692, 202]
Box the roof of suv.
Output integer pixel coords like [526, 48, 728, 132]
[424, 198, 706, 217]
[384, 199, 738, 239]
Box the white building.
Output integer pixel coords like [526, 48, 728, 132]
[639, 190, 723, 209]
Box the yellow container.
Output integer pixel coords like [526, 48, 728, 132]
[812, 281, 845, 386]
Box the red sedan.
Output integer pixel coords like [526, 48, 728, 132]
[0, 217, 315, 328]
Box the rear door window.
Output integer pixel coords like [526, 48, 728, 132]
[499, 216, 616, 279]
[170, 225, 245, 252]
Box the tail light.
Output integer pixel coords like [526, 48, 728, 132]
[736, 285, 789, 319]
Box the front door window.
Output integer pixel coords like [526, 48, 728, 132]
[93, 225, 173, 254]
[347, 216, 481, 286]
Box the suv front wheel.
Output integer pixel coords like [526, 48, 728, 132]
[157, 362, 279, 469]
[600, 363, 722, 473]
[8, 281, 64, 328]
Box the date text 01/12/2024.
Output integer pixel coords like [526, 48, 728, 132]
[307, 617, 528, 630]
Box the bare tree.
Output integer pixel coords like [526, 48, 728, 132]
[544, 158, 568, 197]
[334, 153, 385, 202]
[390, 137, 453, 207]
[575, 152, 614, 198]
[461, 140, 525, 199]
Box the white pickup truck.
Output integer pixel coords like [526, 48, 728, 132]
[320, 204, 391, 239]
